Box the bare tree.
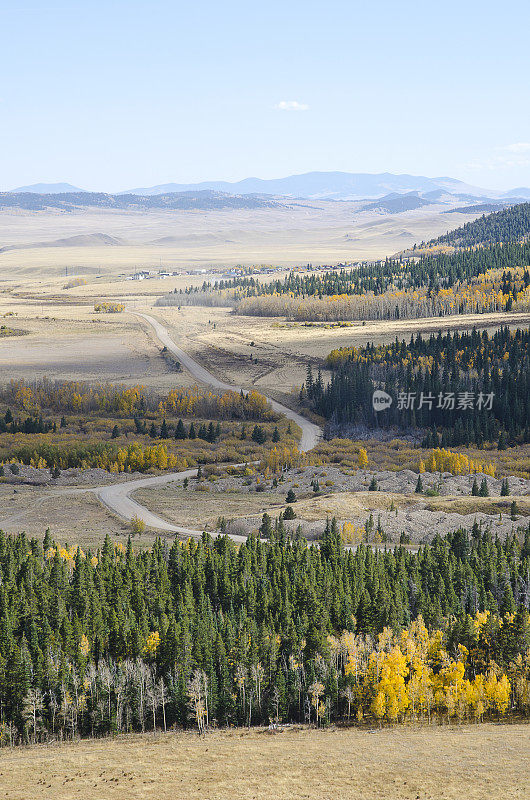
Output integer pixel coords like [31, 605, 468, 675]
[187, 670, 209, 734]
[341, 686, 355, 722]
[22, 688, 44, 743]
[158, 678, 167, 733]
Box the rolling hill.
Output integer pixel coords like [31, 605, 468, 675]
[0, 190, 280, 212]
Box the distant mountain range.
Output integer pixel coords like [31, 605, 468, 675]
[8, 172, 530, 204]
[12, 182, 84, 194]
[0, 191, 279, 212]
[121, 173, 510, 201]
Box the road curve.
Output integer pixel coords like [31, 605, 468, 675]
[95, 312, 321, 538]
[134, 312, 320, 452]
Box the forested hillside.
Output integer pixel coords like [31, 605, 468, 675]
[429, 202, 530, 247]
[306, 326, 530, 447]
[160, 240, 530, 321]
[0, 523, 529, 743]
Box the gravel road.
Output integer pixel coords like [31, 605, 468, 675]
[95, 311, 321, 538]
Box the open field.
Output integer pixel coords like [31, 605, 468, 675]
[0, 723, 528, 800]
[151, 304, 530, 400]
[0, 299, 188, 391]
[0, 484, 135, 547]
[1, 459, 528, 548]
[0, 201, 488, 280]
[2, 293, 529, 403]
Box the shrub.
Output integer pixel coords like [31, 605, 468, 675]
[131, 515, 146, 534]
[94, 302, 125, 313]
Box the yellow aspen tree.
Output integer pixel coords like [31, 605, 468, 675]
[358, 448, 368, 469]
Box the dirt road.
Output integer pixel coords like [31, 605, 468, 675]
[95, 312, 321, 537]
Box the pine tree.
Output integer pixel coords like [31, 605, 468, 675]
[175, 419, 187, 440]
[479, 478, 490, 497]
[259, 514, 273, 538]
[251, 425, 266, 444]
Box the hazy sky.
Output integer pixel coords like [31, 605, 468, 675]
[1, 0, 529, 191]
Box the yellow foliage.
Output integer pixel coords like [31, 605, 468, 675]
[422, 448, 495, 476]
[358, 447, 368, 469]
[142, 631, 160, 657]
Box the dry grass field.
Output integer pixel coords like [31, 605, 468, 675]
[0, 201, 486, 280]
[1, 293, 528, 403]
[152, 304, 530, 401]
[0, 723, 528, 800]
[0, 484, 135, 547]
[0, 298, 191, 392]
[132, 481, 529, 543]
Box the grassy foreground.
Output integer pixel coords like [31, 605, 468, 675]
[1, 724, 528, 800]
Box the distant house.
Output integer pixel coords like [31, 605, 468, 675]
[128, 270, 151, 281]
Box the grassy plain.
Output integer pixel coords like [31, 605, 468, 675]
[0, 723, 528, 800]
[0, 484, 132, 547]
[0, 201, 487, 280]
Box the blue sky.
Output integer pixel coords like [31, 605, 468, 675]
[1, 0, 529, 191]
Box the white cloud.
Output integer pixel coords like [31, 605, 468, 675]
[466, 143, 530, 171]
[275, 100, 309, 111]
[504, 142, 530, 153]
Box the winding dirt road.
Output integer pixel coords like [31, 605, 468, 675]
[95, 312, 321, 539]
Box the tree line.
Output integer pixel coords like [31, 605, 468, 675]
[306, 327, 530, 447]
[1, 522, 529, 743]
[0, 379, 275, 422]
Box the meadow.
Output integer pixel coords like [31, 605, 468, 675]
[1, 723, 528, 800]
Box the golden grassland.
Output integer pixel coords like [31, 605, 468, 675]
[0, 723, 528, 800]
[0, 201, 487, 280]
[0, 485, 134, 549]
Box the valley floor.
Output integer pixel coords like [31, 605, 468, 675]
[1, 723, 528, 800]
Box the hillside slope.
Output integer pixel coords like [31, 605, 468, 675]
[429, 202, 530, 247]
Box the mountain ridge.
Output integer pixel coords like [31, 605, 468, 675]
[11, 182, 85, 194]
[8, 173, 530, 203]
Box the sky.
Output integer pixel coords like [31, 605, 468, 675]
[1, 0, 529, 192]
